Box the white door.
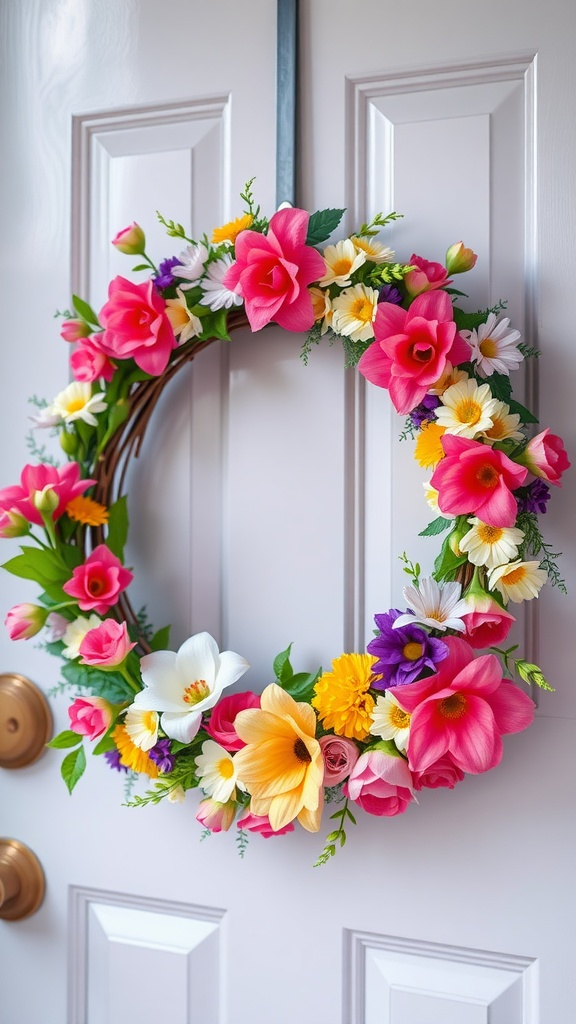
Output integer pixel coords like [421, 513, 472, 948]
[1, 2, 574, 1022]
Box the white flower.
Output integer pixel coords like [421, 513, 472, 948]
[30, 406, 62, 428]
[370, 692, 411, 751]
[165, 287, 203, 343]
[318, 239, 366, 288]
[51, 382, 107, 426]
[195, 739, 240, 802]
[133, 631, 249, 744]
[459, 518, 524, 570]
[350, 236, 394, 264]
[332, 283, 379, 342]
[435, 379, 500, 438]
[464, 313, 524, 378]
[488, 560, 547, 603]
[172, 241, 209, 290]
[124, 706, 159, 751]
[199, 255, 243, 311]
[62, 614, 102, 659]
[393, 578, 468, 633]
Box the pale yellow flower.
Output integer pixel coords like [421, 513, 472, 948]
[370, 692, 411, 752]
[435, 379, 499, 438]
[350, 236, 394, 263]
[165, 287, 203, 343]
[51, 382, 107, 427]
[429, 362, 468, 396]
[480, 400, 524, 444]
[308, 286, 333, 335]
[459, 518, 524, 570]
[331, 284, 378, 342]
[488, 560, 547, 603]
[124, 706, 159, 751]
[318, 238, 365, 288]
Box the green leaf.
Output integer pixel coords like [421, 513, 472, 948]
[61, 661, 135, 702]
[199, 307, 230, 342]
[106, 495, 129, 561]
[273, 644, 293, 684]
[281, 668, 322, 705]
[61, 745, 86, 793]
[486, 371, 512, 405]
[516, 660, 555, 691]
[47, 729, 82, 749]
[305, 208, 346, 247]
[131, 263, 151, 272]
[2, 546, 71, 588]
[433, 536, 467, 582]
[150, 624, 171, 652]
[92, 731, 118, 755]
[419, 516, 453, 537]
[507, 398, 539, 425]
[72, 294, 100, 328]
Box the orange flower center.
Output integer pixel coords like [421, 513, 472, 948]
[403, 641, 424, 661]
[332, 257, 353, 276]
[293, 738, 312, 763]
[390, 705, 410, 728]
[476, 463, 499, 488]
[501, 566, 526, 585]
[438, 693, 468, 719]
[477, 523, 503, 544]
[455, 398, 482, 425]
[183, 679, 210, 705]
[350, 297, 374, 323]
[479, 337, 498, 358]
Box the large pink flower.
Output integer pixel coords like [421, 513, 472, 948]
[358, 291, 470, 414]
[0, 463, 96, 527]
[222, 207, 325, 332]
[390, 636, 534, 775]
[518, 428, 570, 486]
[344, 748, 414, 816]
[63, 544, 133, 615]
[98, 276, 177, 375]
[205, 691, 261, 751]
[430, 435, 528, 527]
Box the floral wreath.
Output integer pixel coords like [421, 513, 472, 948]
[1, 180, 569, 865]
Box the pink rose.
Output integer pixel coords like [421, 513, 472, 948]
[404, 254, 452, 298]
[112, 222, 146, 255]
[79, 619, 136, 667]
[222, 207, 325, 332]
[518, 428, 571, 486]
[98, 276, 177, 376]
[461, 595, 516, 649]
[344, 748, 414, 817]
[318, 735, 359, 785]
[236, 811, 294, 838]
[60, 319, 91, 343]
[205, 691, 261, 751]
[412, 755, 465, 791]
[0, 462, 96, 527]
[196, 798, 236, 832]
[69, 696, 113, 740]
[5, 603, 48, 640]
[70, 337, 116, 383]
[63, 543, 133, 615]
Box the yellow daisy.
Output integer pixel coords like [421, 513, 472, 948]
[312, 653, 380, 741]
[211, 213, 253, 246]
[459, 518, 524, 570]
[350, 236, 394, 263]
[331, 284, 378, 342]
[488, 560, 547, 603]
[111, 724, 160, 777]
[414, 421, 446, 469]
[66, 495, 109, 526]
[435, 379, 499, 438]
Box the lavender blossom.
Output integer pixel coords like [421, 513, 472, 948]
[154, 257, 182, 291]
[516, 479, 551, 515]
[148, 738, 175, 774]
[367, 608, 448, 689]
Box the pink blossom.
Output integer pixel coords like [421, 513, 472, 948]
[79, 619, 136, 667]
[358, 291, 470, 414]
[222, 207, 325, 332]
[68, 696, 113, 740]
[318, 735, 359, 785]
[0, 463, 96, 527]
[389, 636, 535, 775]
[518, 428, 571, 486]
[344, 748, 414, 817]
[205, 691, 261, 751]
[461, 594, 516, 650]
[98, 276, 177, 376]
[5, 603, 48, 640]
[412, 755, 465, 791]
[236, 811, 295, 838]
[196, 798, 236, 832]
[60, 319, 91, 343]
[111, 222, 146, 255]
[70, 337, 116, 383]
[404, 254, 452, 298]
[430, 434, 527, 527]
[63, 544, 133, 615]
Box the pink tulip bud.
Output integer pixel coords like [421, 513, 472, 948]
[69, 696, 113, 740]
[196, 798, 236, 832]
[445, 241, 478, 275]
[111, 222, 146, 255]
[5, 603, 49, 640]
[60, 319, 91, 343]
[516, 428, 571, 486]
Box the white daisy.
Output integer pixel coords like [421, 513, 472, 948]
[332, 283, 379, 342]
[61, 614, 102, 659]
[172, 241, 209, 290]
[369, 691, 411, 751]
[464, 313, 524, 378]
[480, 400, 524, 445]
[124, 706, 159, 751]
[195, 739, 239, 802]
[51, 382, 107, 427]
[199, 255, 243, 311]
[318, 239, 366, 288]
[165, 287, 203, 343]
[488, 560, 547, 603]
[393, 578, 468, 633]
[350, 236, 394, 264]
[435, 378, 499, 438]
[459, 518, 525, 570]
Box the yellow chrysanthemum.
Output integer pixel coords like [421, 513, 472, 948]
[65, 495, 109, 526]
[312, 653, 380, 741]
[414, 421, 446, 469]
[211, 213, 253, 245]
[112, 724, 159, 777]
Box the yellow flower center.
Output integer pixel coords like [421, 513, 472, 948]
[67, 398, 87, 414]
[183, 679, 210, 705]
[477, 523, 503, 544]
[403, 641, 424, 661]
[485, 415, 507, 439]
[217, 757, 234, 779]
[479, 337, 498, 358]
[390, 705, 410, 728]
[332, 257, 354, 276]
[350, 297, 374, 323]
[293, 738, 312, 763]
[476, 463, 499, 489]
[454, 398, 482, 425]
[438, 693, 468, 719]
[142, 711, 157, 732]
[501, 565, 526, 585]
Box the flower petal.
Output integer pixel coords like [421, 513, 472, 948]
[160, 710, 202, 743]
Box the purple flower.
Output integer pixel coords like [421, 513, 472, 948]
[367, 608, 449, 688]
[410, 393, 441, 428]
[148, 738, 175, 774]
[153, 257, 182, 291]
[104, 749, 128, 773]
[516, 479, 551, 515]
[378, 283, 403, 305]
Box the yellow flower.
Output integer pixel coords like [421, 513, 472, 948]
[414, 421, 446, 469]
[233, 683, 324, 832]
[350, 236, 394, 263]
[308, 286, 333, 335]
[112, 724, 159, 777]
[318, 238, 366, 288]
[312, 653, 379, 741]
[332, 283, 379, 342]
[65, 495, 109, 526]
[211, 213, 253, 245]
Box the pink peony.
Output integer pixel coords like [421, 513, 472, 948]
[222, 207, 325, 332]
[68, 696, 113, 740]
[236, 811, 295, 838]
[196, 798, 236, 832]
[412, 756, 465, 791]
[63, 544, 133, 615]
[70, 337, 116, 383]
[111, 222, 146, 255]
[5, 603, 48, 640]
[98, 276, 177, 376]
[79, 619, 136, 667]
[518, 428, 571, 486]
[60, 319, 91, 343]
[318, 734, 359, 785]
[205, 691, 261, 751]
[0, 463, 96, 527]
[461, 594, 516, 650]
[390, 636, 535, 775]
[358, 291, 470, 414]
[404, 254, 452, 298]
[430, 434, 527, 527]
[344, 748, 414, 817]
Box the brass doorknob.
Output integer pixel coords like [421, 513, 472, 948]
[0, 673, 52, 768]
[0, 839, 45, 920]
